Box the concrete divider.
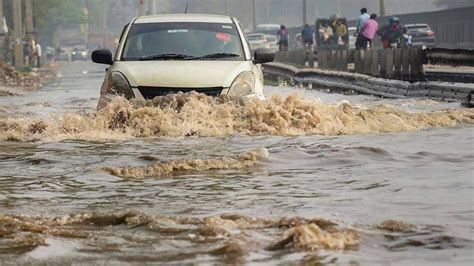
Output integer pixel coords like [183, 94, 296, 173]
[263, 62, 473, 106]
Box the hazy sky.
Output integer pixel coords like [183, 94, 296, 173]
[102, 0, 469, 34]
[156, 0, 445, 27]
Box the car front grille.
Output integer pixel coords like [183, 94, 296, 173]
[137, 86, 224, 100]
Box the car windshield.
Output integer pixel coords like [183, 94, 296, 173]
[122, 22, 244, 61]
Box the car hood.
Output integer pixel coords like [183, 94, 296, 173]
[112, 61, 251, 88]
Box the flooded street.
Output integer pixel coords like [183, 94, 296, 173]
[0, 62, 473, 264]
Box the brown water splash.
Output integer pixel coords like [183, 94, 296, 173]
[376, 220, 416, 233]
[102, 148, 269, 179]
[0, 211, 467, 262]
[0, 211, 355, 258]
[267, 223, 359, 251]
[1, 92, 473, 142]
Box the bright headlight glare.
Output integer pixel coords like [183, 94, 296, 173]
[107, 72, 134, 99]
[228, 72, 255, 97]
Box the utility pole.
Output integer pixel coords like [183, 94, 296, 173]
[147, 0, 153, 15]
[139, 0, 146, 16]
[0, 0, 3, 32]
[25, 0, 34, 35]
[266, 0, 270, 23]
[13, 0, 24, 68]
[224, 0, 229, 15]
[380, 0, 387, 16]
[102, 0, 107, 48]
[253, 0, 257, 31]
[25, 0, 34, 65]
[303, 0, 307, 25]
[103, 0, 107, 31]
[0, 0, 4, 61]
[152, 0, 157, 14]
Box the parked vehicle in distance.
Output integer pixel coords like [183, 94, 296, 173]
[348, 27, 356, 50]
[91, 14, 274, 109]
[294, 33, 304, 50]
[265, 35, 279, 52]
[54, 49, 70, 61]
[405, 23, 436, 48]
[247, 33, 269, 51]
[255, 24, 281, 35]
[71, 46, 89, 61]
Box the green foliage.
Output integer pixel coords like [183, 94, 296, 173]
[33, 0, 88, 29]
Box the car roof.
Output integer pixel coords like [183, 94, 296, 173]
[247, 33, 265, 36]
[257, 24, 280, 28]
[134, 14, 233, 24]
[405, 23, 430, 27]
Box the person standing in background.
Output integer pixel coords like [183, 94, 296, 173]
[332, 19, 348, 47]
[355, 7, 370, 50]
[360, 13, 379, 50]
[377, 17, 404, 49]
[277, 25, 289, 51]
[35, 43, 42, 68]
[301, 23, 315, 51]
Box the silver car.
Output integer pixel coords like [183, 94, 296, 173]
[92, 14, 274, 108]
[246, 33, 270, 51]
[265, 35, 279, 52]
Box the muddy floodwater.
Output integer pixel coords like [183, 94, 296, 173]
[0, 62, 473, 265]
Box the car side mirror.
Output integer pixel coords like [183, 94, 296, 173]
[253, 48, 275, 64]
[91, 49, 113, 65]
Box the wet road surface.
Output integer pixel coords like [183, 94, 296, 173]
[0, 61, 473, 265]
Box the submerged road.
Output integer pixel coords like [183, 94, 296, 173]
[0, 61, 472, 264]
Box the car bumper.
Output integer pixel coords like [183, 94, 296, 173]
[98, 87, 265, 109]
[411, 37, 436, 47]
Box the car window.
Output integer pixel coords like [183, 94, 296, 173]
[266, 36, 277, 42]
[122, 22, 244, 61]
[406, 26, 430, 32]
[247, 35, 264, 41]
[256, 26, 280, 32]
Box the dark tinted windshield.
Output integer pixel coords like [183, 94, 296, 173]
[122, 22, 244, 61]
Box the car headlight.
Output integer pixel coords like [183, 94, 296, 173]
[72, 52, 77, 55]
[107, 72, 134, 99]
[81, 51, 87, 56]
[228, 72, 255, 97]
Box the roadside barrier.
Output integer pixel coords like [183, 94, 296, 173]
[274, 47, 474, 82]
[425, 48, 474, 66]
[263, 62, 473, 107]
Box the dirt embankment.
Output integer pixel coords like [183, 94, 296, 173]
[0, 62, 57, 96]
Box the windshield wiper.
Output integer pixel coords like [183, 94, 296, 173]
[139, 53, 194, 61]
[186, 53, 240, 60]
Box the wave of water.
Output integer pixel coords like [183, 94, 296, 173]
[1, 92, 473, 142]
[1, 210, 468, 264]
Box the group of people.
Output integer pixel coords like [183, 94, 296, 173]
[355, 7, 409, 50]
[274, 7, 411, 52]
[2, 35, 43, 68]
[319, 18, 348, 46]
